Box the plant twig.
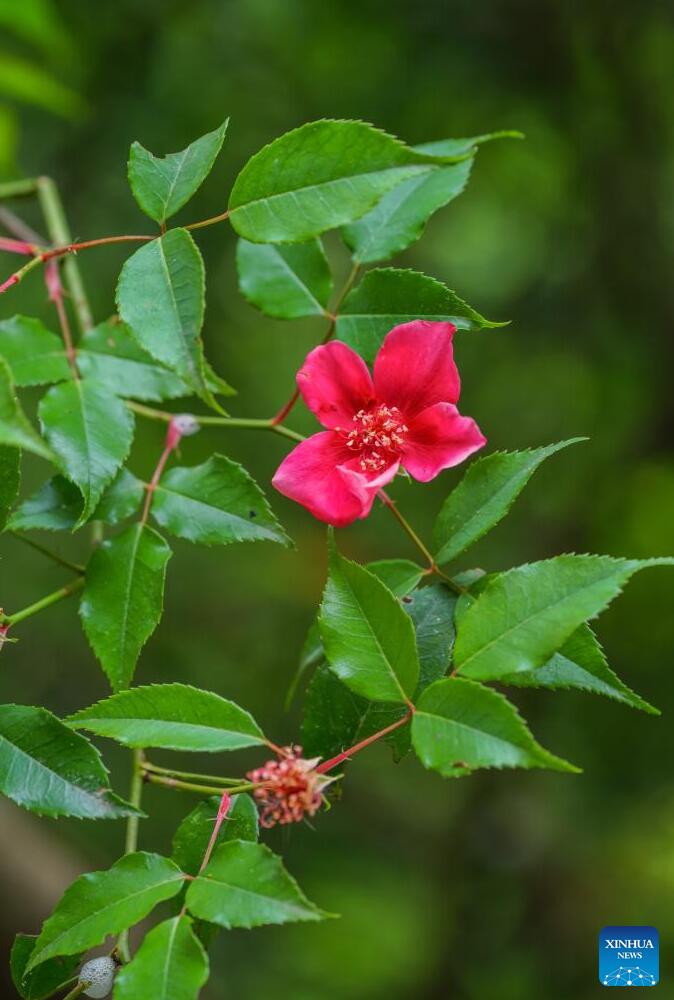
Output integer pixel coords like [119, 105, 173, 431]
[10, 533, 85, 575]
[316, 710, 414, 774]
[1, 577, 85, 626]
[117, 748, 145, 962]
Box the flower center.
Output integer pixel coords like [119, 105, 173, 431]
[343, 404, 408, 472]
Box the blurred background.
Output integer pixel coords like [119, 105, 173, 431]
[1, 1, 673, 997]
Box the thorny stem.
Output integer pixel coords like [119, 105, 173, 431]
[1, 576, 85, 626]
[271, 261, 361, 425]
[10, 533, 84, 575]
[316, 710, 414, 774]
[117, 748, 145, 962]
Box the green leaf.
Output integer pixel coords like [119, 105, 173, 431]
[336, 268, 503, 363]
[412, 677, 579, 777]
[7, 469, 144, 533]
[128, 120, 229, 224]
[433, 440, 585, 566]
[10, 934, 81, 1000]
[38, 379, 135, 527]
[0, 704, 141, 819]
[116, 229, 216, 407]
[0, 315, 70, 386]
[301, 663, 407, 761]
[186, 840, 328, 928]
[0, 445, 20, 529]
[414, 130, 524, 158]
[151, 454, 291, 547]
[454, 556, 674, 681]
[367, 558, 425, 596]
[172, 794, 259, 876]
[0, 358, 54, 460]
[343, 159, 472, 264]
[79, 524, 172, 691]
[113, 915, 209, 1000]
[236, 237, 333, 319]
[228, 119, 468, 243]
[319, 539, 419, 703]
[303, 583, 455, 762]
[68, 683, 266, 752]
[77, 321, 187, 402]
[26, 853, 185, 973]
[500, 623, 658, 714]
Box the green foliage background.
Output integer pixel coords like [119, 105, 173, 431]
[1, 1, 674, 996]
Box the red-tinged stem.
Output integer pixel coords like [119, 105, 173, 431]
[46, 260, 79, 378]
[140, 441, 174, 525]
[186, 209, 230, 232]
[316, 710, 414, 774]
[198, 792, 232, 874]
[270, 262, 361, 425]
[0, 236, 35, 255]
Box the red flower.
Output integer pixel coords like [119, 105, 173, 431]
[272, 321, 486, 526]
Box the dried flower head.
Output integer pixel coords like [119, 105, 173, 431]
[247, 745, 330, 828]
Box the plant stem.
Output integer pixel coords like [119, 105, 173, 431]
[0, 179, 38, 199]
[142, 761, 243, 785]
[185, 209, 230, 232]
[126, 401, 307, 444]
[271, 261, 361, 426]
[62, 981, 90, 1000]
[2, 576, 85, 626]
[144, 772, 262, 797]
[117, 748, 145, 962]
[35, 177, 94, 334]
[140, 440, 175, 525]
[316, 710, 414, 774]
[10, 533, 85, 575]
[378, 491, 465, 594]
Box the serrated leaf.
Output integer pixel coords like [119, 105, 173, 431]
[26, 853, 185, 973]
[454, 556, 674, 681]
[38, 379, 135, 527]
[289, 558, 425, 710]
[0, 704, 141, 819]
[172, 794, 259, 876]
[236, 237, 333, 319]
[186, 840, 328, 928]
[303, 583, 455, 762]
[77, 320, 188, 402]
[301, 663, 407, 761]
[79, 524, 171, 691]
[10, 934, 81, 1000]
[500, 623, 658, 713]
[336, 268, 502, 363]
[7, 469, 144, 533]
[343, 159, 472, 264]
[113, 915, 209, 1000]
[434, 440, 585, 566]
[0, 315, 70, 386]
[414, 130, 524, 158]
[68, 683, 266, 752]
[228, 119, 469, 243]
[412, 677, 578, 777]
[151, 454, 291, 547]
[0, 358, 54, 460]
[319, 539, 419, 704]
[116, 229, 217, 407]
[128, 120, 229, 224]
[0, 445, 20, 529]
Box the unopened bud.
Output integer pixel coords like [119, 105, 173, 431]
[166, 414, 200, 450]
[79, 956, 116, 998]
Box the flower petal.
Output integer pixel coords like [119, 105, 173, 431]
[402, 402, 486, 482]
[272, 431, 395, 527]
[373, 321, 460, 416]
[297, 341, 374, 429]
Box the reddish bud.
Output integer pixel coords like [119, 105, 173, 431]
[166, 414, 200, 451]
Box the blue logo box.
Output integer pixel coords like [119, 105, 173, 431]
[599, 926, 659, 987]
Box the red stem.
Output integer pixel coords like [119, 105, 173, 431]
[140, 441, 174, 525]
[316, 710, 414, 774]
[198, 792, 232, 874]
